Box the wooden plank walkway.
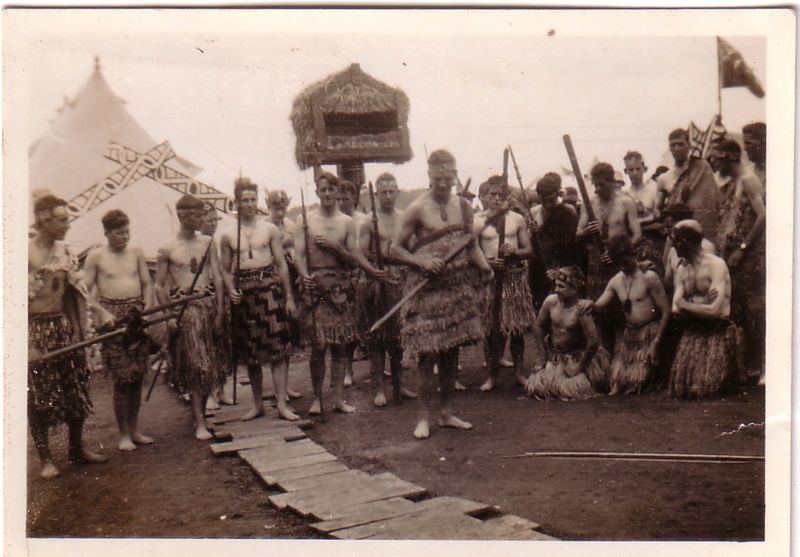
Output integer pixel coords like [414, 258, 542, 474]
[206, 406, 557, 541]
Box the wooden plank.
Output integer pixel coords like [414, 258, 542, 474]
[469, 515, 542, 540]
[278, 469, 368, 492]
[212, 416, 313, 434]
[259, 460, 349, 487]
[337, 510, 483, 540]
[252, 451, 338, 480]
[236, 439, 327, 467]
[211, 433, 304, 456]
[311, 497, 423, 534]
[270, 473, 427, 518]
[331, 497, 490, 540]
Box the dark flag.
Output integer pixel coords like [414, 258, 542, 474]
[718, 36, 765, 98]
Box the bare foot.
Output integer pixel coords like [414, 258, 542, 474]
[132, 433, 154, 445]
[400, 387, 418, 399]
[514, 374, 528, 387]
[241, 406, 265, 421]
[480, 378, 495, 392]
[374, 391, 387, 407]
[287, 388, 303, 400]
[119, 436, 137, 452]
[344, 374, 353, 387]
[277, 405, 300, 421]
[439, 414, 473, 430]
[205, 398, 220, 412]
[309, 399, 322, 415]
[195, 426, 214, 441]
[334, 401, 356, 413]
[499, 357, 514, 368]
[219, 395, 235, 405]
[383, 369, 392, 377]
[40, 462, 60, 479]
[414, 420, 430, 439]
[454, 380, 467, 391]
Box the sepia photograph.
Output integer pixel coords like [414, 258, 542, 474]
[3, 7, 794, 557]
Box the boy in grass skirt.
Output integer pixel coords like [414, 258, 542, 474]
[84, 209, 155, 451]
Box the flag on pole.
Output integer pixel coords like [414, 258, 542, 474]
[718, 37, 765, 98]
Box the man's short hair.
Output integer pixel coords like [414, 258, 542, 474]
[234, 177, 258, 201]
[338, 179, 358, 199]
[714, 138, 742, 164]
[668, 128, 689, 141]
[742, 122, 766, 139]
[266, 189, 290, 208]
[590, 162, 616, 184]
[376, 173, 397, 188]
[536, 175, 560, 196]
[606, 234, 636, 261]
[176, 193, 205, 212]
[479, 175, 507, 195]
[623, 151, 644, 165]
[33, 195, 68, 227]
[651, 166, 670, 181]
[315, 171, 339, 188]
[427, 149, 457, 174]
[102, 209, 129, 232]
[674, 219, 704, 244]
[543, 171, 562, 186]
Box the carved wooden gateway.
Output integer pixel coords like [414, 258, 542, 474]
[290, 63, 412, 184]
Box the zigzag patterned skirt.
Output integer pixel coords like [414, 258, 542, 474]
[234, 265, 292, 365]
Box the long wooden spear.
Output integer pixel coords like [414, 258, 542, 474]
[499, 450, 764, 464]
[563, 135, 608, 257]
[508, 144, 550, 271]
[300, 185, 323, 422]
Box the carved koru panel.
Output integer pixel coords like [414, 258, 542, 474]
[66, 142, 175, 220]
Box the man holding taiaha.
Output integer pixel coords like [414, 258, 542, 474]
[28, 195, 114, 478]
[585, 235, 671, 396]
[357, 173, 418, 406]
[576, 162, 641, 352]
[155, 194, 226, 440]
[84, 209, 155, 451]
[390, 149, 493, 439]
[295, 172, 382, 415]
[657, 128, 722, 246]
[475, 175, 536, 391]
[669, 220, 743, 399]
[221, 179, 299, 422]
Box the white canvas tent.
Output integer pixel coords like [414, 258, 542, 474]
[29, 58, 236, 260]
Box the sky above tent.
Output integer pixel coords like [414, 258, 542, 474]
[15, 9, 772, 208]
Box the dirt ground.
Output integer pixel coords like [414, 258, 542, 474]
[25, 335, 765, 541]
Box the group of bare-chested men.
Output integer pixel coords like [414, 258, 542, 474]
[28, 122, 766, 478]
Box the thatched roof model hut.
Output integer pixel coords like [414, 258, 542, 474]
[290, 63, 412, 170]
